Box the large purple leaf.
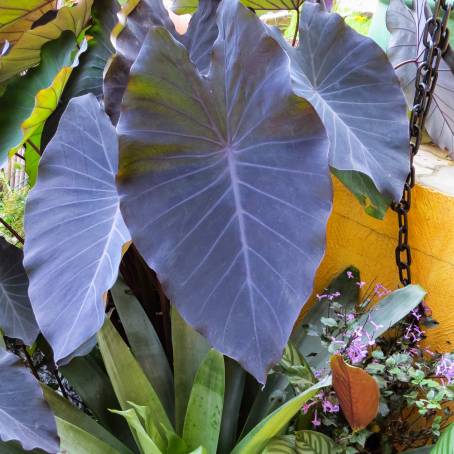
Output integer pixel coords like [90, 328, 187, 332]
[103, 0, 219, 123]
[117, 0, 331, 383]
[0, 237, 39, 345]
[275, 2, 409, 205]
[24, 94, 130, 364]
[0, 349, 59, 452]
[171, 0, 304, 14]
[387, 0, 454, 155]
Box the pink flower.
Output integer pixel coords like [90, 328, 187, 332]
[312, 409, 321, 427]
[322, 398, 340, 413]
[302, 400, 317, 414]
[316, 293, 327, 301]
[370, 320, 384, 331]
[347, 271, 354, 279]
[436, 355, 454, 384]
[356, 281, 366, 288]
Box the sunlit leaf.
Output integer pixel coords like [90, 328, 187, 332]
[231, 377, 331, 453]
[0, 1, 57, 47]
[0, 0, 93, 83]
[0, 237, 39, 345]
[103, 0, 218, 123]
[183, 350, 225, 454]
[24, 94, 130, 364]
[116, 0, 330, 383]
[171, 0, 303, 14]
[0, 349, 59, 452]
[275, 2, 409, 206]
[0, 31, 82, 165]
[431, 423, 454, 454]
[262, 435, 296, 453]
[387, 0, 454, 155]
[331, 355, 379, 431]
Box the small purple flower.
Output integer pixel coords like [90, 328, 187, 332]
[346, 336, 368, 364]
[346, 313, 355, 322]
[356, 281, 366, 288]
[370, 320, 384, 331]
[347, 271, 354, 279]
[436, 355, 454, 384]
[316, 293, 327, 301]
[322, 398, 340, 413]
[312, 409, 321, 427]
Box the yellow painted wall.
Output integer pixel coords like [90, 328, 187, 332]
[311, 177, 454, 352]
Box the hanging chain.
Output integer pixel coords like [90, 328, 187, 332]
[392, 0, 452, 286]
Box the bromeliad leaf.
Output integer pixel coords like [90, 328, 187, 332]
[0, 238, 39, 345]
[276, 2, 409, 207]
[24, 94, 130, 364]
[387, 0, 454, 155]
[0, 0, 92, 83]
[116, 0, 331, 383]
[0, 1, 57, 47]
[0, 349, 59, 452]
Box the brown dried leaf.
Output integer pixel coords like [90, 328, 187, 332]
[331, 354, 379, 431]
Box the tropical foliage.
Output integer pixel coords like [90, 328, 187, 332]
[0, 0, 452, 452]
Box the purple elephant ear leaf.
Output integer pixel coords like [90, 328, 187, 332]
[275, 2, 409, 210]
[24, 94, 130, 365]
[171, 0, 304, 14]
[387, 0, 454, 155]
[104, 0, 219, 123]
[117, 0, 331, 383]
[0, 238, 39, 345]
[0, 349, 59, 452]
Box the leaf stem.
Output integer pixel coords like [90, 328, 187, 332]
[292, 7, 300, 47]
[21, 344, 39, 381]
[0, 217, 24, 244]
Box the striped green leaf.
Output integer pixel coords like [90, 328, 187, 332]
[295, 430, 336, 453]
[263, 435, 297, 453]
[431, 423, 454, 454]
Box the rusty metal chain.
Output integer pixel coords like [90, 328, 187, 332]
[392, 0, 452, 286]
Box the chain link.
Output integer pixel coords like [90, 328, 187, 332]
[392, 0, 452, 286]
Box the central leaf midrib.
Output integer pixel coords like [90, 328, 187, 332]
[226, 147, 253, 300]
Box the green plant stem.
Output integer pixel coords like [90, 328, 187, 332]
[292, 7, 300, 47]
[21, 344, 39, 381]
[0, 216, 24, 244]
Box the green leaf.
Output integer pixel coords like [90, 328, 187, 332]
[171, 0, 303, 14]
[111, 276, 174, 421]
[97, 318, 173, 449]
[218, 358, 246, 454]
[231, 377, 331, 454]
[171, 306, 210, 434]
[111, 408, 161, 454]
[183, 349, 225, 454]
[0, 0, 93, 82]
[0, 1, 57, 47]
[331, 168, 390, 220]
[295, 430, 337, 453]
[41, 385, 132, 454]
[292, 266, 360, 369]
[60, 353, 134, 448]
[431, 423, 454, 454]
[402, 448, 432, 454]
[262, 435, 297, 453]
[0, 31, 84, 164]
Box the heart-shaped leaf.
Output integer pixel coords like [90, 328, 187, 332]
[277, 2, 409, 207]
[387, 0, 454, 155]
[24, 93, 130, 364]
[0, 349, 59, 452]
[331, 355, 379, 431]
[0, 1, 58, 47]
[0, 0, 92, 83]
[103, 0, 218, 123]
[0, 237, 39, 345]
[117, 0, 331, 383]
[171, 0, 303, 14]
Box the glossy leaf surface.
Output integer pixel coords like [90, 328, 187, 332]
[0, 349, 58, 452]
[0, 237, 39, 345]
[24, 94, 130, 364]
[0, 0, 92, 83]
[117, 0, 330, 382]
[0, 0, 57, 46]
[387, 0, 454, 155]
[0, 31, 80, 164]
[279, 2, 409, 204]
[331, 355, 379, 431]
